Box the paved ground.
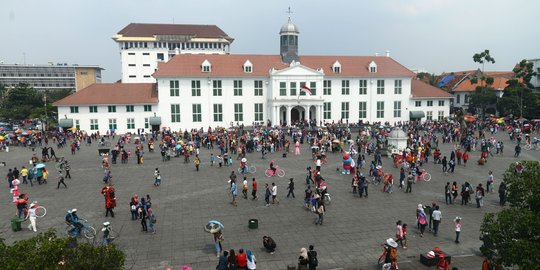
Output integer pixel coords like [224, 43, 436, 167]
[1, 131, 538, 270]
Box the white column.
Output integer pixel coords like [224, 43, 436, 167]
[274, 106, 278, 126]
[287, 105, 292, 126]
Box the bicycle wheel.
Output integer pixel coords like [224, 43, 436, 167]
[237, 167, 243, 174]
[264, 169, 272, 177]
[35, 206, 47, 217]
[324, 195, 331, 205]
[524, 144, 531, 150]
[55, 163, 63, 170]
[83, 226, 96, 239]
[249, 165, 256, 174]
[277, 169, 285, 177]
[423, 173, 432, 182]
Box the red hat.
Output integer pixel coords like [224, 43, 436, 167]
[439, 253, 445, 258]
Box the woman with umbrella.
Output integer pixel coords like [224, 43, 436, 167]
[205, 220, 224, 257]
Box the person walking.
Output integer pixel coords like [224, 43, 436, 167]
[271, 182, 279, 204]
[486, 171, 494, 193]
[462, 151, 469, 167]
[451, 181, 459, 203]
[307, 245, 318, 270]
[27, 202, 38, 232]
[476, 183, 485, 208]
[242, 177, 249, 199]
[441, 156, 448, 173]
[359, 173, 368, 198]
[432, 206, 442, 236]
[445, 182, 452, 204]
[399, 167, 405, 189]
[194, 155, 201, 171]
[64, 161, 72, 179]
[264, 183, 271, 206]
[231, 179, 238, 207]
[101, 184, 116, 217]
[396, 220, 405, 248]
[286, 178, 295, 198]
[251, 178, 258, 200]
[514, 144, 521, 157]
[454, 217, 461, 243]
[21, 166, 28, 185]
[154, 168, 161, 186]
[214, 231, 224, 258]
[57, 171, 68, 189]
[417, 206, 427, 237]
[405, 172, 414, 193]
[314, 200, 325, 225]
[147, 207, 156, 234]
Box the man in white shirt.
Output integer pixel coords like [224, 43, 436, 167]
[27, 202, 37, 232]
[431, 206, 442, 236]
[271, 182, 279, 204]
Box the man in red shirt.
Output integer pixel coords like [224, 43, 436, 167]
[251, 178, 257, 200]
[236, 248, 247, 269]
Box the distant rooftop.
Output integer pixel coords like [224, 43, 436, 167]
[115, 23, 233, 42]
[0, 63, 103, 69]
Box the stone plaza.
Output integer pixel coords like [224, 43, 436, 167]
[1, 130, 537, 269]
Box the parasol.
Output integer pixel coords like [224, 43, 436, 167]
[68, 127, 77, 131]
[35, 163, 46, 169]
[204, 220, 224, 233]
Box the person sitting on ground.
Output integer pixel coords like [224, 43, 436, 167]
[263, 236, 276, 254]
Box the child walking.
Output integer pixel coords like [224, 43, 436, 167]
[454, 217, 461, 243]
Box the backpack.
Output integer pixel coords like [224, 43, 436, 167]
[308, 251, 318, 266]
[390, 247, 398, 260]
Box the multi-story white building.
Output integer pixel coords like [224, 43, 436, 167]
[54, 18, 452, 133]
[112, 23, 234, 83]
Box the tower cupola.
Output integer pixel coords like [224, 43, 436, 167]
[280, 16, 299, 64]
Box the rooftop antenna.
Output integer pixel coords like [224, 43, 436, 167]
[172, 17, 175, 24]
[23, 52, 26, 65]
[286, 6, 293, 20]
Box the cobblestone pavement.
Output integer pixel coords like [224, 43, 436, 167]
[1, 131, 538, 270]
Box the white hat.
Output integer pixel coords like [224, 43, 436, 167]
[241, 158, 247, 162]
[71, 208, 77, 212]
[386, 238, 398, 248]
[103, 221, 110, 226]
[30, 202, 36, 208]
[427, 251, 435, 258]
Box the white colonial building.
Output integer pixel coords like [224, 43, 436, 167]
[112, 23, 233, 83]
[54, 18, 452, 133]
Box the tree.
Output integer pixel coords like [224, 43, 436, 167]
[0, 83, 43, 120]
[470, 50, 496, 118]
[498, 60, 540, 119]
[0, 229, 125, 269]
[480, 161, 540, 269]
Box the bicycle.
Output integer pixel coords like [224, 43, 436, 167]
[523, 143, 539, 150]
[55, 161, 66, 171]
[99, 141, 111, 147]
[416, 169, 432, 182]
[66, 219, 97, 239]
[323, 193, 331, 205]
[371, 175, 383, 186]
[22, 201, 47, 220]
[237, 164, 257, 174]
[264, 166, 286, 177]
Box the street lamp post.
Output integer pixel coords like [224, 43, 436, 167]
[43, 94, 47, 131]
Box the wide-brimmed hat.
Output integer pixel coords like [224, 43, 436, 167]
[241, 158, 247, 162]
[386, 238, 398, 248]
[313, 194, 320, 199]
[30, 203, 36, 208]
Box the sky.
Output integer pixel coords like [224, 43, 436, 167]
[1, 0, 539, 82]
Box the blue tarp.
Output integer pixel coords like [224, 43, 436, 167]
[438, 74, 455, 88]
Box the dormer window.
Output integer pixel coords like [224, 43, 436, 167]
[369, 61, 377, 73]
[332, 61, 341, 74]
[243, 60, 253, 73]
[202, 59, 211, 73]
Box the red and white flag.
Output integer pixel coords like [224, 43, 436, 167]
[301, 85, 313, 95]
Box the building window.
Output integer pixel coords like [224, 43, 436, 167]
[369, 61, 377, 73]
[438, 100, 445, 106]
[213, 80, 222, 96]
[464, 94, 469, 104]
[75, 120, 80, 130]
[254, 80, 263, 96]
[377, 80, 385, 94]
[191, 80, 201, 96]
[376, 101, 384, 118]
[341, 80, 350, 95]
[192, 104, 202, 122]
[171, 104, 181, 123]
[129, 75, 136, 78]
[128, 53, 135, 56]
[415, 101, 422, 107]
[89, 106, 98, 113]
[90, 119, 99, 130]
[279, 82, 286, 96]
[290, 82, 297, 96]
[144, 105, 152, 112]
[234, 104, 243, 121]
[234, 80, 243, 96]
[437, 111, 444, 121]
[127, 118, 135, 129]
[143, 64, 150, 67]
[394, 80, 402, 94]
[170, 80, 179, 96]
[126, 105, 134, 112]
[323, 102, 331, 120]
[70, 106, 79, 113]
[323, 80, 331, 95]
[427, 111, 433, 120]
[244, 65, 252, 73]
[108, 106, 116, 113]
[341, 102, 350, 120]
[254, 103, 263, 121]
[456, 94, 461, 104]
[393, 101, 402, 118]
[202, 64, 211, 72]
[427, 100, 433, 107]
[333, 61, 341, 73]
[157, 53, 164, 61]
[359, 102, 367, 118]
[144, 118, 149, 129]
[213, 104, 223, 122]
[108, 119, 117, 130]
[128, 64, 136, 67]
[310, 82, 317, 95]
[359, 80, 367, 95]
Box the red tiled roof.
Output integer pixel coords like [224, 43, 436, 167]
[453, 71, 514, 92]
[411, 79, 453, 98]
[153, 54, 416, 78]
[116, 23, 232, 40]
[53, 83, 158, 106]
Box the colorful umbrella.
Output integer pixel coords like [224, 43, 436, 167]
[15, 129, 23, 133]
[35, 163, 46, 169]
[204, 220, 224, 233]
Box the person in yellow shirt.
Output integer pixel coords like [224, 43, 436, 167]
[21, 166, 29, 185]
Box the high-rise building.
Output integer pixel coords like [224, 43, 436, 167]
[0, 63, 103, 92]
[112, 23, 234, 83]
